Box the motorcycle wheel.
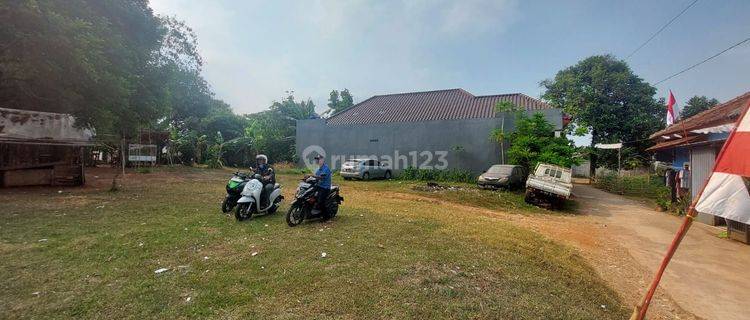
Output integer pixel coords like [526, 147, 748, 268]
[221, 197, 233, 213]
[268, 197, 281, 214]
[286, 204, 304, 227]
[326, 198, 339, 218]
[235, 203, 251, 221]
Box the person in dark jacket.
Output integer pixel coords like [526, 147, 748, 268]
[252, 154, 275, 206]
[665, 168, 677, 203]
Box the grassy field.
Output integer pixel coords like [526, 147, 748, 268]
[0, 167, 627, 319]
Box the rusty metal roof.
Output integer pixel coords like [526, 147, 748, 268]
[325, 89, 552, 125]
[0, 107, 93, 145]
[646, 135, 705, 151]
[649, 91, 750, 139]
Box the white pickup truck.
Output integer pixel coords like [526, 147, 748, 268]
[524, 163, 573, 208]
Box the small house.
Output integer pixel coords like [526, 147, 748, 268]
[648, 91, 750, 225]
[0, 108, 93, 187]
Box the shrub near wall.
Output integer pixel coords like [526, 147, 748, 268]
[397, 167, 476, 183]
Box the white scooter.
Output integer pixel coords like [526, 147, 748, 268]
[235, 173, 283, 221]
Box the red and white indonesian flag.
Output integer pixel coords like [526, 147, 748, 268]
[666, 91, 676, 126]
[695, 102, 750, 224]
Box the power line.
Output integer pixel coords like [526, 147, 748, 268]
[626, 0, 700, 60]
[654, 37, 750, 85]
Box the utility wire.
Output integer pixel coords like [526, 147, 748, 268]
[626, 0, 700, 60]
[654, 37, 750, 85]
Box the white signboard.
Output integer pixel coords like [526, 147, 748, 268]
[128, 144, 157, 162]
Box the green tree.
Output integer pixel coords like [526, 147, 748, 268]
[541, 55, 662, 172]
[0, 0, 209, 150]
[680, 95, 719, 119]
[324, 88, 354, 115]
[0, 1, 167, 133]
[340, 89, 354, 110]
[507, 113, 578, 172]
[244, 94, 316, 163]
[206, 132, 224, 169]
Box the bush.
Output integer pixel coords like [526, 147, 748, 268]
[505, 113, 579, 172]
[206, 143, 223, 169]
[397, 167, 476, 183]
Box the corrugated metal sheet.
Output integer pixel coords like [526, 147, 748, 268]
[646, 136, 705, 151]
[691, 145, 720, 225]
[326, 89, 552, 126]
[0, 107, 93, 145]
[691, 146, 716, 199]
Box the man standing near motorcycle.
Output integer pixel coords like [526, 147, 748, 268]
[252, 154, 275, 205]
[312, 155, 331, 216]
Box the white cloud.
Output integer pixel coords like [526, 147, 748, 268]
[439, 0, 519, 35]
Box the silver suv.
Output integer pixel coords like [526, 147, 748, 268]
[340, 159, 392, 180]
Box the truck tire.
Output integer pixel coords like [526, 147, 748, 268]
[524, 190, 534, 204]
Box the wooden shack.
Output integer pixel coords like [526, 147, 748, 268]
[0, 108, 93, 187]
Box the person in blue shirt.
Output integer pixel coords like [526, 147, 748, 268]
[313, 155, 331, 214]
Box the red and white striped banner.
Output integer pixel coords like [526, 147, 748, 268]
[695, 102, 750, 224]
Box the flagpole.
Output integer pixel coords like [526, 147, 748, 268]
[632, 101, 750, 320]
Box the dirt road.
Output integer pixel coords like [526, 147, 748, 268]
[570, 184, 750, 320]
[378, 183, 749, 319]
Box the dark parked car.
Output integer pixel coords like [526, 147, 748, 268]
[477, 164, 526, 189]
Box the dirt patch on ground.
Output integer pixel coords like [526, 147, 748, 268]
[411, 182, 466, 192]
[0, 166, 226, 196]
[375, 189, 697, 320]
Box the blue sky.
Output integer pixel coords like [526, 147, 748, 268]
[151, 0, 750, 136]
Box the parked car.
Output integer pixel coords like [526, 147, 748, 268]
[477, 164, 526, 189]
[340, 159, 392, 180]
[524, 163, 572, 208]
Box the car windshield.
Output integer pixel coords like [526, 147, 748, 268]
[343, 161, 360, 166]
[487, 165, 513, 174]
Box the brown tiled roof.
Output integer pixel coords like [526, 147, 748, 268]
[649, 91, 750, 139]
[326, 89, 552, 125]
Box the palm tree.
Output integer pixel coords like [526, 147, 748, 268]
[490, 101, 519, 164]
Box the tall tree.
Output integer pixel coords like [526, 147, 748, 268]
[327, 90, 341, 113]
[1, 1, 165, 132]
[244, 94, 316, 163]
[541, 55, 663, 172]
[340, 89, 354, 110]
[489, 101, 521, 164]
[0, 0, 205, 140]
[324, 88, 354, 116]
[680, 95, 719, 119]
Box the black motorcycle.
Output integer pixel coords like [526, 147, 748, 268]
[286, 176, 344, 226]
[221, 172, 250, 213]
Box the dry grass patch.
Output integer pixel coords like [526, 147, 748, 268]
[0, 168, 626, 319]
